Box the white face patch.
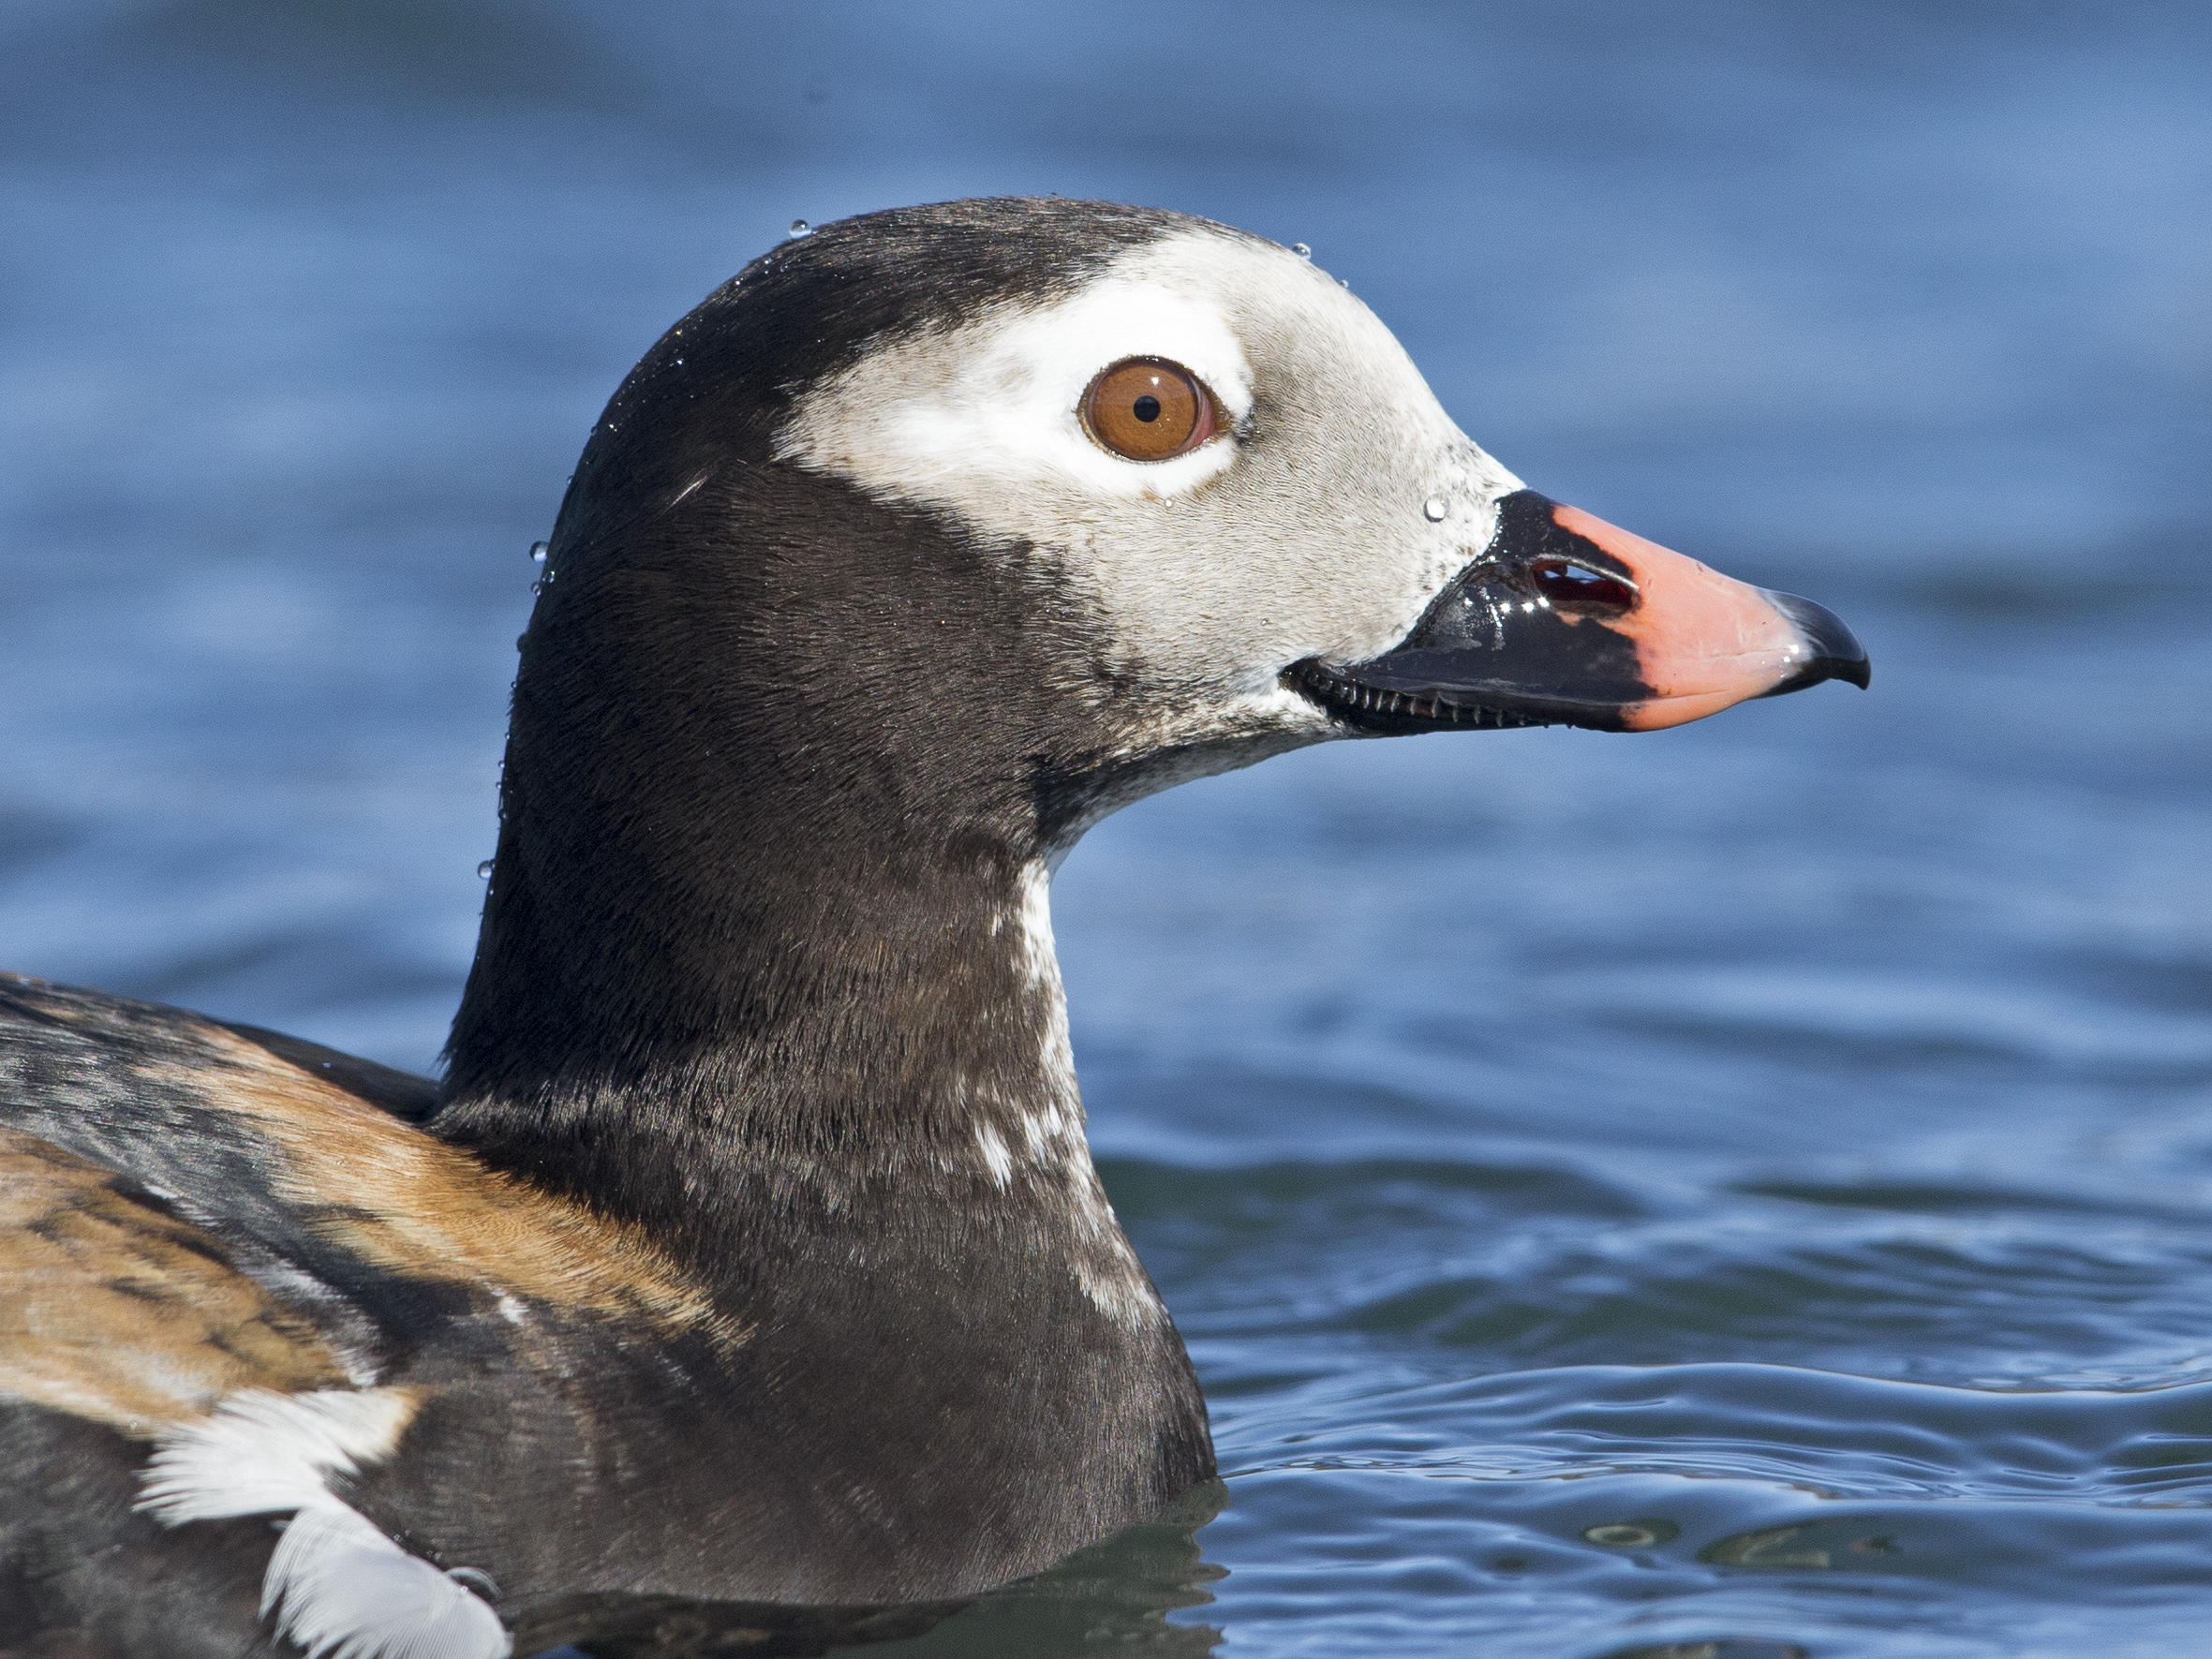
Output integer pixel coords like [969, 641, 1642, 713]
[779, 223, 1524, 749]
[139, 1387, 511, 1659]
[785, 274, 1254, 504]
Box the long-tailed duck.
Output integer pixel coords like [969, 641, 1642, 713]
[0, 198, 1863, 1658]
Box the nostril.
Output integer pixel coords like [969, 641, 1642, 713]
[1528, 558, 1637, 615]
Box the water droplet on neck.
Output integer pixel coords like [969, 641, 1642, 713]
[1291, 243, 1312, 259]
[1338, 278, 1350, 289]
[528, 541, 548, 563]
[788, 218, 811, 238]
[1423, 496, 1449, 523]
[476, 860, 494, 879]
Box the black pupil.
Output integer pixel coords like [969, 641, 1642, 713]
[1529, 559, 1635, 612]
[1132, 394, 1162, 422]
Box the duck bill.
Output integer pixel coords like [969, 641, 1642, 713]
[1290, 490, 1869, 734]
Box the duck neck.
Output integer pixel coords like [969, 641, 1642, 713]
[434, 455, 1168, 1316]
[439, 825, 1111, 1263]
[438, 781, 1211, 1524]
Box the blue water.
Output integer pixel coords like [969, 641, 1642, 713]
[3, 4, 2209, 1654]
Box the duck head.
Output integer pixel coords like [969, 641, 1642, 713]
[452, 197, 1864, 1160]
[765, 200, 1865, 837]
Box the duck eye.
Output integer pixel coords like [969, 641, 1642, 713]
[1081, 358, 1218, 462]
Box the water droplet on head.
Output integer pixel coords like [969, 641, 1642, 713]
[477, 860, 495, 879]
[528, 541, 548, 563]
[1291, 243, 1311, 259]
[788, 218, 811, 238]
[1423, 496, 1449, 523]
[1338, 278, 1350, 289]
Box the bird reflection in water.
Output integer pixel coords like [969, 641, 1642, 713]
[521, 1484, 1226, 1658]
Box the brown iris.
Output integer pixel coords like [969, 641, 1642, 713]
[1081, 358, 1218, 462]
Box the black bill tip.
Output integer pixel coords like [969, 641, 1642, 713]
[1760, 591, 1871, 695]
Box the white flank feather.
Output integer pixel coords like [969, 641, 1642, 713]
[264, 1499, 511, 1659]
[138, 1388, 417, 1523]
[138, 1388, 510, 1659]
